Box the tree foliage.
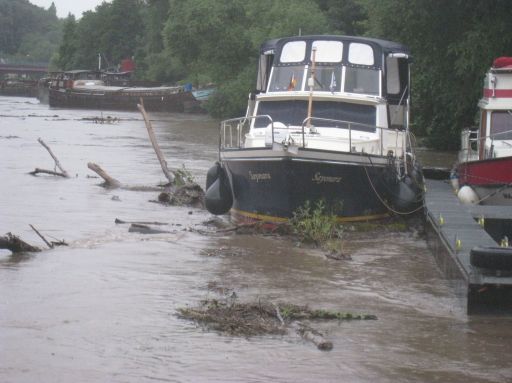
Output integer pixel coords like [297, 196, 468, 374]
[6, 0, 512, 149]
[362, 0, 512, 149]
[0, 0, 62, 62]
[163, 0, 329, 117]
[58, 0, 144, 70]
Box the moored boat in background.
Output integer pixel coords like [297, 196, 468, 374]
[455, 57, 512, 205]
[0, 79, 38, 97]
[205, 35, 424, 222]
[48, 70, 198, 112]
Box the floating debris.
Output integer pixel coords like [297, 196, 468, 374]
[177, 299, 377, 350]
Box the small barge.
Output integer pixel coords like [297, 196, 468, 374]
[48, 70, 197, 112]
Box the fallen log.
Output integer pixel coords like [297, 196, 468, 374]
[128, 223, 172, 234]
[0, 233, 41, 253]
[157, 183, 204, 208]
[137, 99, 174, 185]
[295, 323, 333, 351]
[115, 218, 168, 225]
[87, 163, 167, 192]
[87, 162, 122, 188]
[29, 168, 68, 177]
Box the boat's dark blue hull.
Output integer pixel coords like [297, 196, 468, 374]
[223, 156, 393, 222]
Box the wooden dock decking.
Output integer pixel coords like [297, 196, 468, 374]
[424, 179, 512, 314]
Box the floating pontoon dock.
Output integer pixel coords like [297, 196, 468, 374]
[424, 179, 512, 314]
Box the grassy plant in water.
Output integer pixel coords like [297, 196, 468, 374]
[173, 164, 195, 186]
[290, 200, 343, 245]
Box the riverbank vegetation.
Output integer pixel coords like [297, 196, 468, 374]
[3, 0, 512, 149]
[0, 0, 62, 62]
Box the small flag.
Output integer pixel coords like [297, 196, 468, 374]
[287, 72, 297, 91]
[329, 71, 337, 92]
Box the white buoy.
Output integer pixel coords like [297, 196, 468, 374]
[457, 185, 479, 204]
[450, 171, 459, 192]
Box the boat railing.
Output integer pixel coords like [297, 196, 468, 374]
[220, 115, 273, 149]
[460, 128, 479, 162]
[301, 117, 389, 155]
[487, 128, 512, 142]
[220, 114, 407, 156]
[464, 127, 512, 160]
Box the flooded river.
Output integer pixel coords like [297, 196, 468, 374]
[0, 96, 511, 382]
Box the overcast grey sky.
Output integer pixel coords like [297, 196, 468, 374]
[29, 0, 110, 19]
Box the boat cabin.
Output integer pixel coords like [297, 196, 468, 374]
[256, 36, 409, 101]
[223, 35, 413, 157]
[460, 57, 512, 162]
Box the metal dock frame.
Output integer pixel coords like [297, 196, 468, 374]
[424, 179, 512, 314]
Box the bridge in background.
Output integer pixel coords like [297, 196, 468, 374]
[0, 63, 49, 80]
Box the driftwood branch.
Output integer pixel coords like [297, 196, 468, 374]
[128, 223, 172, 234]
[295, 323, 333, 351]
[87, 162, 122, 188]
[137, 98, 174, 185]
[29, 168, 68, 177]
[273, 303, 285, 326]
[29, 224, 53, 249]
[0, 233, 41, 253]
[35, 138, 69, 177]
[115, 218, 168, 225]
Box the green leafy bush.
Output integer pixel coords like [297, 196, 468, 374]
[290, 200, 343, 245]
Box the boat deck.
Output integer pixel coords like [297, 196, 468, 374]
[424, 179, 512, 314]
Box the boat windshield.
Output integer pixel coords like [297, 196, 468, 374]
[268, 66, 305, 92]
[268, 65, 380, 95]
[491, 111, 512, 140]
[306, 67, 341, 92]
[254, 100, 376, 130]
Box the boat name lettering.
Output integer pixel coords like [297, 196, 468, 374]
[312, 172, 342, 184]
[249, 171, 271, 182]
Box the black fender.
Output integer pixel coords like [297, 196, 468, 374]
[204, 162, 233, 215]
[470, 246, 512, 271]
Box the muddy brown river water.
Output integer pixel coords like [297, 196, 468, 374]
[0, 96, 511, 382]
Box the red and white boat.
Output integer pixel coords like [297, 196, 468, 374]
[456, 57, 512, 205]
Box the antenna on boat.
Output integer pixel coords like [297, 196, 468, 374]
[98, 53, 101, 71]
[307, 47, 317, 128]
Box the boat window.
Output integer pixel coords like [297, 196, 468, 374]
[280, 41, 306, 63]
[345, 67, 380, 95]
[386, 57, 400, 95]
[348, 43, 374, 66]
[306, 67, 341, 92]
[491, 111, 512, 140]
[254, 100, 376, 130]
[311, 41, 343, 62]
[268, 66, 305, 92]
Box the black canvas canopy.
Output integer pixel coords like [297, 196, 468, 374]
[260, 35, 411, 69]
